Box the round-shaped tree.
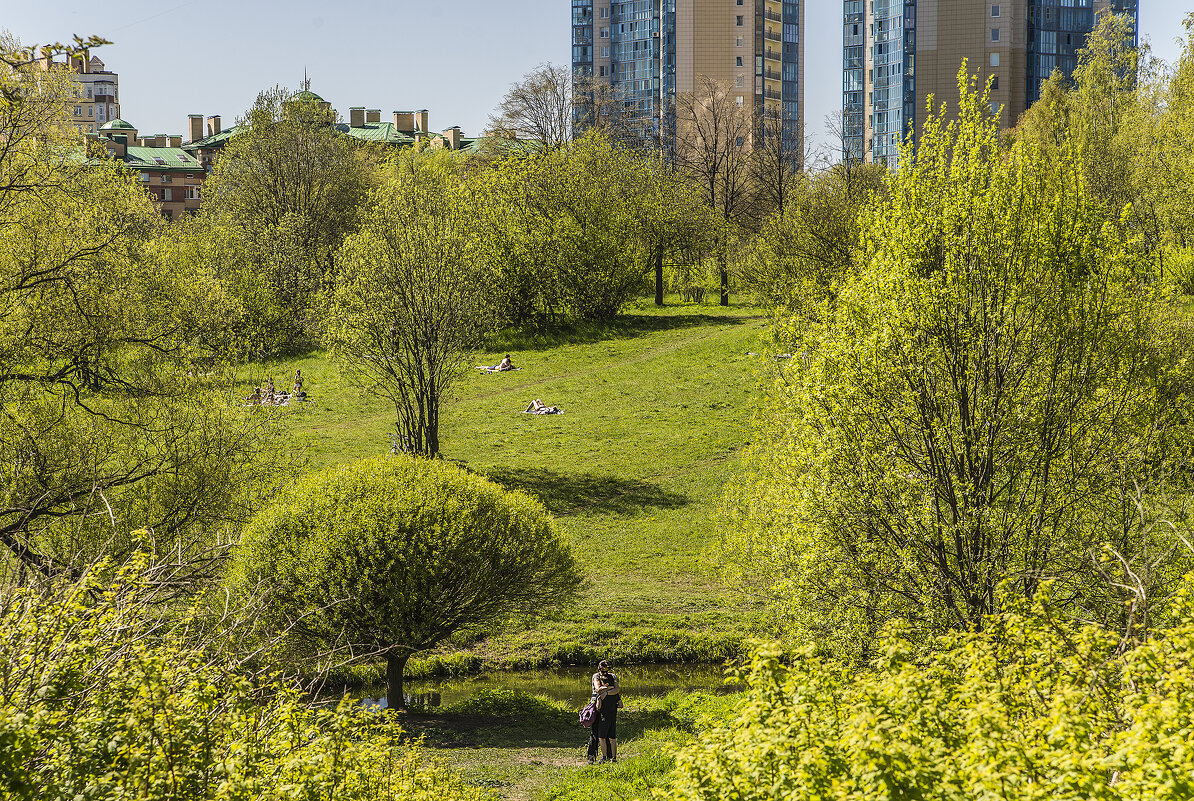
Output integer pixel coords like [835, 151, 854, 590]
[232, 456, 583, 707]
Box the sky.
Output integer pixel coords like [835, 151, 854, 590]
[4, 1, 1191, 160]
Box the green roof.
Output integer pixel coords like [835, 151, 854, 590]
[335, 122, 417, 146]
[294, 90, 325, 103]
[182, 125, 239, 151]
[100, 118, 136, 130]
[122, 146, 203, 172]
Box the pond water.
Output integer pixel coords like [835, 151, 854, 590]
[365, 663, 734, 710]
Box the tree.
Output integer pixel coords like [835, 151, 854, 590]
[0, 32, 276, 583]
[232, 456, 583, 708]
[675, 77, 754, 305]
[725, 68, 1193, 659]
[478, 131, 663, 323]
[487, 63, 573, 150]
[739, 159, 887, 312]
[749, 108, 805, 220]
[202, 86, 375, 347]
[328, 151, 489, 458]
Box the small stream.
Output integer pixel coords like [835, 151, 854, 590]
[365, 663, 734, 710]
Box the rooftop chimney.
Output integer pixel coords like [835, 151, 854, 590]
[349, 107, 365, 128]
[168, 135, 182, 148]
[442, 126, 461, 150]
[188, 114, 203, 142]
[154, 134, 168, 148]
[393, 111, 415, 131]
[415, 109, 429, 133]
[206, 115, 221, 136]
[366, 108, 381, 124]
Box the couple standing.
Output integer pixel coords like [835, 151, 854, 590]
[587, 660, 621, 764]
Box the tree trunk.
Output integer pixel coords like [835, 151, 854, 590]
[385, 651, 409, 711]
[654, 249, 664, 306]
[719, 265, 729, 306]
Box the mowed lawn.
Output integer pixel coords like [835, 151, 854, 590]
[248, 300, 769, 665]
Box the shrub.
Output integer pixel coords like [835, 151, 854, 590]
[0, 564, 490, 801]
[663, 583, 1194, 801]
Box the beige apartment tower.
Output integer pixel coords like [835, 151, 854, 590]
[843, 0, 1139, 167]
[573, 0, 804, 150]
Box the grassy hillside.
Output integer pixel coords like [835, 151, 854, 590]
[248, 299, 770, 672]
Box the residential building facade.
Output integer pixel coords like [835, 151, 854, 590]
[843, 0, 1139, 167]
[93, 119, 205, 219]
[39, 49, 120, 135]
[572, 0, 805, 152]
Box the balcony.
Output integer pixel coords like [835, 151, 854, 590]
[764, 29, 782, 42]
[764, 48, 782, 61]
[764, 10, 782, 23]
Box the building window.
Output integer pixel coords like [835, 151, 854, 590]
[736, 74, 745, 88]
[736, 15, 744, 26]
[185, 185, 200, 200]
[162, 188, 174, 202]
[160, 173, 172, 183]
[601, 46, 610, 57]
[991, 4, 1000, 16]
[599, 65, 608, 76]
[599, 6, 609, 17]
[737, 0, 743, 4]
[991, 28, 1000, 42]
[138, 172, 150, 182]
[73, 106, 82, 116]
[736, 96, 744, 106]
[990, 52, 1000, 67]
[736, 35, 744, 47]
[991, 75, 1000, 90]
[599, 26, 609, 38]
[736, 56, 743, 66]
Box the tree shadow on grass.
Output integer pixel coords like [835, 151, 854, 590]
[484, 313, 755, 353]
[483, 467, 689, 518]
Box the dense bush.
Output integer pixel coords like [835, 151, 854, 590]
[231, 456, 582, 706]
[0, 564, 489, 801]
[664, 585, 1194, 801]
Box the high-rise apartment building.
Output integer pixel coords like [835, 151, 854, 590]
[843, 0, 1139, 167]
[572, 0, 804, 151]
[38, 49, 120, 135]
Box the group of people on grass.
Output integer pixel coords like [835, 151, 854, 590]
[246, 370, 307, 406]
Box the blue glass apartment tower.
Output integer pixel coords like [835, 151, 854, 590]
[843, 0, 1139, 166]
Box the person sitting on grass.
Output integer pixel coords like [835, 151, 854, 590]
[497, 354, 515, 371]
[246, 387, 263, 405]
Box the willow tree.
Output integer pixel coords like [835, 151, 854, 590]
[726, 68, 1193, 659]
[233, 457, 582, 708]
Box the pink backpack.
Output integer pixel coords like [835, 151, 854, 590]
[578, 702, 597, 726]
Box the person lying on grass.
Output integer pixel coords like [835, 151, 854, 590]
[477, 354, 520, 373]
[524, 399, 563, 415]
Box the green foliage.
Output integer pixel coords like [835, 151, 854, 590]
[0, 564, 490, 801]
[729, 66, 1194, 659]
[479, 132, 702, 323]
[664, 585, 1194, 801]
[328, 149, 490, 457]
[0, 33, 275, 579]
[740, 161, 887, 313]
[231, 456, 583, 703]
[202, 86, 377, 350]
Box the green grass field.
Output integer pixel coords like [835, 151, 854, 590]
[250, 299, 770, 673]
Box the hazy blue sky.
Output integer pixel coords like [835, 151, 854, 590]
[5, 1, 1190, 159]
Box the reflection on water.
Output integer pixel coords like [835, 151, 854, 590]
[364, 662, 734, 710]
